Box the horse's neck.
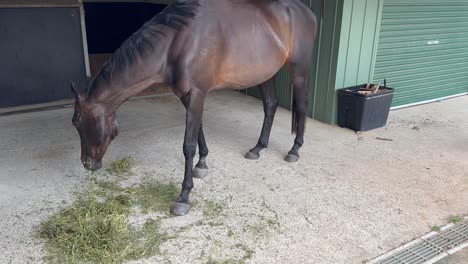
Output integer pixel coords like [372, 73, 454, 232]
[92, 77, 159, 108]
[90, 42, 171, 110]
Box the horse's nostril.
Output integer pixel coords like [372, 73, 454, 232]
[82, 160, 102, 171]
[82, 160, 92, 170]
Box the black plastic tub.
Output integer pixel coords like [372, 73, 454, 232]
[337, 84, 395, 132]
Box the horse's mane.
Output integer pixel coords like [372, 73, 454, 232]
[89, 0, 200, 93]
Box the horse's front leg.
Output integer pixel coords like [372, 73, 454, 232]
[171, 90, 205, 216]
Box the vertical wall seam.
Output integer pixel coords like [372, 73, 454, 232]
[324, 0, 341, 122]
[370, 0, 383, 82]
[311, 14, 323, 118]
[343, 0, 354, 87]
[79, 1, 90, 78]
[356, 0, 368, 83]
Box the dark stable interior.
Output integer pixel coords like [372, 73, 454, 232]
[84, 2, 166, 54]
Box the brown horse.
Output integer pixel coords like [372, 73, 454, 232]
[72, 0, 317, 215]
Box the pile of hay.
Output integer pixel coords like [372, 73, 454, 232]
[38, 157, 179, 264]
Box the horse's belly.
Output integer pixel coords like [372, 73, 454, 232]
[216, 35, 288, 90]
[218, 62, 283, 90]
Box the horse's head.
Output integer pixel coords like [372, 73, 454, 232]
[71, 83, 119, 171]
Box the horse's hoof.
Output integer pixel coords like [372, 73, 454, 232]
[285, 153, 299, 163]
[244, 151, 260, 160]
[193, 167, 209, 178]
[171, 202, 190, 216]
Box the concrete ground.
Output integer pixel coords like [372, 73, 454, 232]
[0, 91, 467, 264]
[438, 248, 468, 264]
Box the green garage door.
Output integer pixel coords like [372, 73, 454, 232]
[374, 0, 468, 107]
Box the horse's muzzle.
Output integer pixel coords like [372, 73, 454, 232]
[82, 159, 102, 171]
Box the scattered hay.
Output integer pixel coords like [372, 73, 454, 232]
[447, 215, 463, 224]
[38, 161, 178, 264]
[204, 243, 254, 264]
[203, 200, 224, 220]
[235, 243, 254, 262]
[131, 180, 180, 214]
[106, 156, 138, 176]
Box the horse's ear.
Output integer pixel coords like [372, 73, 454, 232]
[70, 82, 84, 104]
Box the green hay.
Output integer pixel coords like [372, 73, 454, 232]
[205, 257, 250, 264]
[203, 200, 223, 220]
[106, 156, 137, 176]
[447, 215, 463, 224]
[131, 181, 180, 214]
[235, 243, 254, 261]
[96, 180, 121, 191]
[38, 177, 177, 264]
[205, 258, 239, 264]
[204, 243, 254, 264]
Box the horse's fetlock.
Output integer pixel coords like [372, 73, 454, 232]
[294, 139, 304, 147]
[199, 148, 209, 157]
[182, 182, 193, 191]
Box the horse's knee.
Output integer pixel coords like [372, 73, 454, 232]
[293, 76, 307, 87]
[268, 98, 279, 110]
[264, 98, 279, 116]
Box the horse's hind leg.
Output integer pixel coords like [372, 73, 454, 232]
[245, 76, 279, 160]
[285, 62, 311, 162]
[193, 123, 209, 178]
[283, 5, 316, 162]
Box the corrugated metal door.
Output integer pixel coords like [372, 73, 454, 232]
[374, 0, 468, 107]
[0, 5, 87, 108]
